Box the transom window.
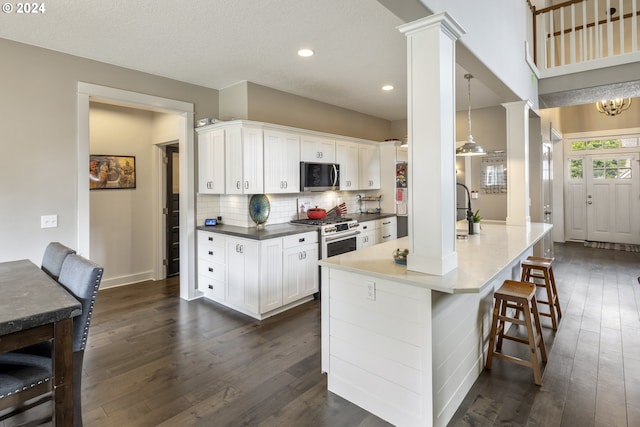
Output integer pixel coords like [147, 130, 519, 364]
[571, 137, 639, 151]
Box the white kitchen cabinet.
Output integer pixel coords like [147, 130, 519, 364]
[300, 135, 335, 163]
[197, 128, 225, 194]
[377, 217, 397, 244]
[282, 231, 318, 305]
[197, 231, 226, 302]
[263, 130, 300, 193]
[259, 237, 283, 313]
[358, 143, 380, 190]
[356, 220, 377, 249]
[226, 237, 260, 316]
[225, 126, 264, 194]
[336, 140, 359, 190]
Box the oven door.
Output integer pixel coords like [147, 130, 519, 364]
[322, 231, 359, 258]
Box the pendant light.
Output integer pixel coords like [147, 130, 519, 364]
[456, 74, 487, 156]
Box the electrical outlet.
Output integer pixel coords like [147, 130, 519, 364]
[41, 214, 58, 229]
[366, 281, 376, 300]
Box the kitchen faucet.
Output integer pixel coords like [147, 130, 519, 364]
[456, 183, 475, 235]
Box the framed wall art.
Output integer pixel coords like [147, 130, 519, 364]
[90, 155, 136, 190]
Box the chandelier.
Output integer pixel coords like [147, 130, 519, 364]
[595, 98, 632, 116]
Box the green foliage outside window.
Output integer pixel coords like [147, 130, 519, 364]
[569, 159, 583, 178]
[571, 139, 622, 151]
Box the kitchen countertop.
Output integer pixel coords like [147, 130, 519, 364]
[349, 212, 396, 222]
[319, 222, 552, 294]
[197, 222, 318, 240]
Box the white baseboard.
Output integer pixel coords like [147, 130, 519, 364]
[100, 270, 154, 289]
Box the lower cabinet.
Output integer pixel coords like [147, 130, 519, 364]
[226, 237, 260, 316]
[356, 217, 397, 249]
[198, 230, 318, 320]
[283, 236, 319, 306]
[357, 220, 377, 250]
[377, 217, 397, 244]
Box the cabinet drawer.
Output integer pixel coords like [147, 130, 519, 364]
[198, 244, 225, 264]
[359, 220, 376, 232]
[376, 217, 396, 228]
[198, 275, 225, 302]
[198, 260, 225, 282]
[283, 231, 318, 249]
[198, 231, 225, 248]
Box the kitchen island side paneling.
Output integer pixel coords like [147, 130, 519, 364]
[320, 223, 551, 427]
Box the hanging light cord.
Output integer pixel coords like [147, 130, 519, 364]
[466, 74, 473, 140]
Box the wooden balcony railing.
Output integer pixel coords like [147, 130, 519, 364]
[532, 0, 640, 73]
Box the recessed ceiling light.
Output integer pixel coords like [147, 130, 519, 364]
[382, 85, 394, 91]
[297, 48, 315, 57]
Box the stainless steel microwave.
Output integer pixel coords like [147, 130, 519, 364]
[300, 162, 339, 191]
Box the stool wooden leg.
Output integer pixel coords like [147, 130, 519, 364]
[496, 297, 508, 351]
[522, 300, 542, 385]
[531, 295, 547, 362]
[486, 297, 501, 369]
[549, 267, 562, 319]
[543, 268, 558, 330]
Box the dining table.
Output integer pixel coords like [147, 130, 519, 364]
[0, 259, 82, 426]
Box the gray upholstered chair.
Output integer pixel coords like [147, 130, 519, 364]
[41, 242, 76, 280]
[0, 254, 103, 426]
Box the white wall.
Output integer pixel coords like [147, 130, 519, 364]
[0, 38, 219, 266]
[89, 103, 156, 288]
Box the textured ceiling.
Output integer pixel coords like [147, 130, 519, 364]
[0, 0, 503, 121]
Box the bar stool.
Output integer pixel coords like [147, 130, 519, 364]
[520, 256, 562, 330]
[486, 280, 547, 385]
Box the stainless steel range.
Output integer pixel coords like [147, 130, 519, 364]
[290, 217, 359, 259]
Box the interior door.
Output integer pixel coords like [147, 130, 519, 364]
[585, 153, 639, 244]
[541, 143, 553, 257]
[166, 144, 180, 277]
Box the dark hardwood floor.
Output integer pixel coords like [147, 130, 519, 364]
[3, 242, 638, 426]
[449, 242, 640, 427]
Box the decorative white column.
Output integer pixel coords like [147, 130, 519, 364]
[399, 13, 465, 276]
[503, 100, 532, 226]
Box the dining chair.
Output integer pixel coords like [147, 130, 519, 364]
[41, 241, 76, 280]
[0, 254, 103, 426]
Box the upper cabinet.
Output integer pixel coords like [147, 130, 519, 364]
[263, 130, 300, 194]
[300, 135, 335, 163]
[197, 128, 225, 194]
[196, 120, 382, 195]
[359, 143, 380, 190]
[336, 140, 359, 191]
[225, 126, 264, 194]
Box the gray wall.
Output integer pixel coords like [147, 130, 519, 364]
[455, 106, 508, 221]
[0, 38, 219, 264]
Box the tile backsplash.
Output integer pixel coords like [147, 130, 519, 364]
[197, 191, 380, 228]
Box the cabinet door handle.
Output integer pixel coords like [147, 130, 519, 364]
[208, 237, 213, 241]
[298, 252, 302, 260]
[208, 251, 214, 256]
[244, 181, 249, 189]
[239, 244, 244, 254]
[383, 221, 391, 225]
[284, 181, 287, 189]
[208, 267, 214, 272]
[303, 251, 307, 259]
[383, 234, 391, 239]
[299, 237, 305, 243]
[236, 181, 241, 189]
[235, 244, 239, 252]
[208, 284, 213, 290]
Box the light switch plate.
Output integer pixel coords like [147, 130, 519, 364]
[41, 214, 58, 228]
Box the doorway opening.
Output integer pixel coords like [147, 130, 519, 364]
[77, 82, 197, 300]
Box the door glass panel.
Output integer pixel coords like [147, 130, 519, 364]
[569, 159, 583, 179]
[592, 157, 632, 180]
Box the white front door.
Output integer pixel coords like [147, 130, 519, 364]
[585, 153, 640, 244]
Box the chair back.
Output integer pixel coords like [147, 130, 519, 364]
[57, 254, 104, 352]
[41, 242, 76, 280]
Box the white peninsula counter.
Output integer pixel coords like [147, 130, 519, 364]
[319, 222, 552, 427]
